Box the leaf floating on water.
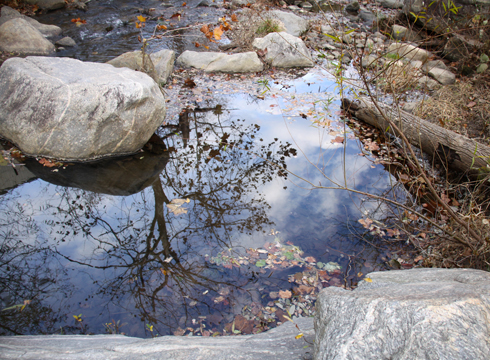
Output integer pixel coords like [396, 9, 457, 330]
[295, 333, 304, 340]
[278, 290, 292, 299]
[166, 198, 190, 215]
[255, 259, 266, 267]
[363, 277, 373, 283]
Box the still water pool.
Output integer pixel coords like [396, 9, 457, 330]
[0, 1, 408, 338]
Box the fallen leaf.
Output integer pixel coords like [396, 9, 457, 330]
[137, 15, 146, 22]
[231, 14, 238, 22]
[38, 158, 56, 167]
[305, 256, 316, 263]
[213, 26, 224, 40]
[184, 78, 197, 88]
[295, 333, 304, 339]
[467, 101, 477, 108]
[363, 277, 372, 282]
[278, 290, 292, 299]
[331, 136, 344, 144]
[414, 255, 424, 262]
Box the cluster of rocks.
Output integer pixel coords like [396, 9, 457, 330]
[0, 6, 76, 55]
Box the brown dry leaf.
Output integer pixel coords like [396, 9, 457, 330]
[231, 13, 238, 22]
[467, 101, 477, 108]
[414, 255, 424, 262]
[39, 158, 56, 167]
[173, 327, 185, 336]
[213, 26, 224, 40]
[305, 256, 316, 263]
[332, 136, 344, 144]
[298, 284, 314, 294]
[358, 218, 373, 229]
[278, 290, 292, 299]
[366, 141, 380, 151]
[234, 315, 253, 334]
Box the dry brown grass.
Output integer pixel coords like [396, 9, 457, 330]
[413, 74, 490, 145]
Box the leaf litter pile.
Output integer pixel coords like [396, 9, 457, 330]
[169, 236, 347, 337]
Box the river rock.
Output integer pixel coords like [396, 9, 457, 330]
[107, 50, 158, 82]
[176, 51, 263, 73]
[380, 0, 403, 8]
[417, 75, 441, 90]
[0, 6, 62, 38]
[0, 18, 55, 55]
[150, 49, 175, 85]
[0, 56, 166, 161]
[253, 32, 313, 68]
[0, 317, 314, 360]
[314, 268, 490, 360]
[24, 0, 66, 11]
[269, 10, 308, 37]
[422, 59, 447, 72]
[428, 67, 455, 85]
[55, 36, 76, 47]
[345, 0, 360, 12]
[387, 42, 429, 62]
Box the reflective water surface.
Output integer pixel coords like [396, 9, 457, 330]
[0, 2, 408, 338]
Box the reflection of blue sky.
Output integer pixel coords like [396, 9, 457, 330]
[0, 70, 402, 336]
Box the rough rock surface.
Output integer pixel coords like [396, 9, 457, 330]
[55, 36, 77, 47]
[387, 42, 429, 62]
[176, 51, 263, 73]
[253, 32, 313, 68]
[380, 0, 403, 8]
[24, 0, 66, 10]
[269, 10, 308, 37]
[0, 6, 62, 37]
[428, 67, 456, 85]
[150, 49, 175, 85]
[107, 50, 158, 83]
[314, 268, 490, 360]
[0, 317, 314, 360]
[0, 18, 55, 55]
[0, 57, 166, 161]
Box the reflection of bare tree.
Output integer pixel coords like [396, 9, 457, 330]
[0, 106, 297, 336]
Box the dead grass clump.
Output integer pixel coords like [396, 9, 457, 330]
[376, 62, 421, 94]
[413, 74, 490, 144]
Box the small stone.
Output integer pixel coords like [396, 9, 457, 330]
[392, 24, 408, 40]
[55, 36, 76, 47]
[417, 75, 441, 90]
[380, 0, 403, 8]
[345, 0, 360, 13]
[428, 67, 455, 85]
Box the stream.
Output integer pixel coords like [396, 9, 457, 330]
[0, 0, 411, 337]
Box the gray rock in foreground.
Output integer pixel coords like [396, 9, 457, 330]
[314, 268, 490, 360]
[253, 32, 314, 68]
[0, 57, 166, 161]
[0, 317, 314, 360]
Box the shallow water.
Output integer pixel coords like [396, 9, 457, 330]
[0, 2, 408, 338]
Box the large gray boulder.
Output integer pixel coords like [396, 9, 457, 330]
[0, 18, 55, 55]
[269, 10, 308, 37]
[0, 317, 314, 360]
[314, 268, 490, 360]
[253, 32, 314, 68]
[176, 51, 263, 73]
[0, 57, 166, 161]
[0, 6, 62, 38]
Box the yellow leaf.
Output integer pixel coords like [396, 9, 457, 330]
[364, 277, 373, 283]
[213, 26, 223, 40]
[137, 15, 147, 22]
[295, 333, 304, 339]
[283, 315, 294, 323]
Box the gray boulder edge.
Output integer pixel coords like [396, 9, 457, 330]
[0, 56, 166, 161]
[0, 317, 314, 360]
[314, 268, 490, 360]
[269, 10, 308, 37]
[176, 51, 263, 73]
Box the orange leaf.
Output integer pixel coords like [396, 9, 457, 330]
[231, 14, 238, 22]
[170, 12, 181, 19]
[213, 26, 223, 40]
[204, 45, 209, 49]
[278, 290, 292, 299]
[135, 22, 142, 28]
[157, 25, 167, 30]
[137, 15, 146, 22]
[195, 42, 200, 47]
[182, 2, 187, 5]
[39, 158, 56, 168]
[200, 24, 210, 34]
